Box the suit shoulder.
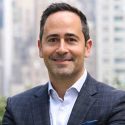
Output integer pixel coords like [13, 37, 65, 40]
[10, 83, 48, 101]
[97, 81, 125, 93]
[94, 80, 125, 100]
[5, 83, 48, 116]
[87, 74, 125, 98]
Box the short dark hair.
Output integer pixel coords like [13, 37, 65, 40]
[39, 2, 90, 42]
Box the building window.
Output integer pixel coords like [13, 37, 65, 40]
[114, 16, 123, 21]
[114, 37, 123, 42]
[114, 58, 125, 63]
[114, 27, 125, 31]
[115, 69, 125, 73]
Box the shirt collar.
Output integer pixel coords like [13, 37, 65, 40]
[71, 69, 87, 92]
[48, 69, 87, 94]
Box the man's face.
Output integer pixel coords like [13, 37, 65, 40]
[38, 11, 92, 79]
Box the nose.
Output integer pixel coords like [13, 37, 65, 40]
[56, 40, 68, 55]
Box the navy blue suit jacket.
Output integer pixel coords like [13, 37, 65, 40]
[2, 73, 125, 125]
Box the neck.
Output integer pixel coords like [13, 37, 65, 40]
[50, 78, 73, 99]
[49, 70, 84, 99]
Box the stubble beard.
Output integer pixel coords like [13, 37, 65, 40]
[45, 61, 84, 82]
[47, 63, 75, 79]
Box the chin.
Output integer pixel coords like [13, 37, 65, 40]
[54, 69, 74, 77]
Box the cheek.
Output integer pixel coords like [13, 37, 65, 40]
[72, 47, 85, 58]
[39, 46, 49, 59]
[41, 47, 54, 58]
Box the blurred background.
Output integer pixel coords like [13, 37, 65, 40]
[0, 0, 125, 97]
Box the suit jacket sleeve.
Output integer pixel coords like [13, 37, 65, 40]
[107, 92, 125, 125]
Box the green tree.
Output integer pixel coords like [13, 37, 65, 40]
[0, 97, 6, 124]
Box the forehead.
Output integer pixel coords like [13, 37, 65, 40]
[46, 11, 80, 23]
[43, 11, 82, 34]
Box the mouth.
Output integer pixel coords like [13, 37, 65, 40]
[50, 56, 74, 63]
[53, 58, 73, 62]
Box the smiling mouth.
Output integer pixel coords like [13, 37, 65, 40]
[53, 58, 73, 62]
[50, 56, 74, 63]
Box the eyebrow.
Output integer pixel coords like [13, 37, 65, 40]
[65, 33, 79, 39]
[46, 34, 59, 39]
[46, 33, 79, 39]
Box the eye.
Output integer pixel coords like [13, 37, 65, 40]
[48, 37, 59, 43]
[66, 37, 77, 44]
[69, 38, 77, 41]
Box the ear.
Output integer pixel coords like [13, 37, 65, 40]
[85, 39, 93, 58]
[38, 39, 43, 58]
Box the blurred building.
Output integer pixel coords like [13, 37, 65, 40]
[0, 0, 3, 95]
[0, 0, 45, 96]
[10, 0, 43, 95]
[96, 0, 125, 85]
[0, 0, 13, 96]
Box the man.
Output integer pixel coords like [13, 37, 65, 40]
[2, 2, 125, 125]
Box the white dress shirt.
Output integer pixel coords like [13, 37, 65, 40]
[48, 69, 87, 125]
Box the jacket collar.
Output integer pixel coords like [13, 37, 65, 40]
[67, 73, 98, 125]
[31, 83, 50, 125]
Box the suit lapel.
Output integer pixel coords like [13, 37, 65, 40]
[31, 84, 50, 125]
[67, 74, 98, 125]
